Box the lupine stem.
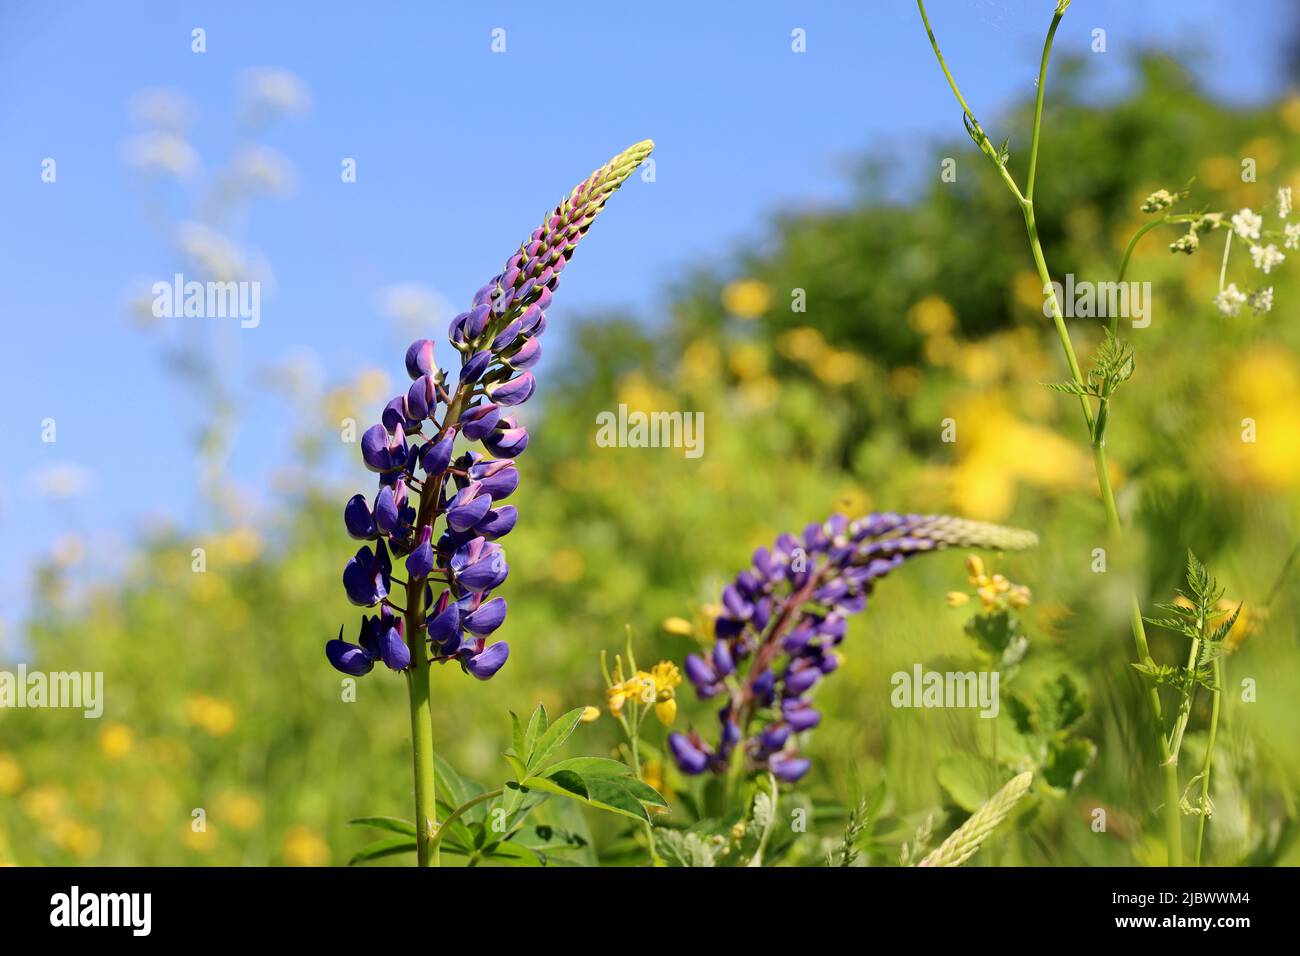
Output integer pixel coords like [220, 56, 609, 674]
[917, 0, 1185, 864]
[1193, 656, 1222, 866]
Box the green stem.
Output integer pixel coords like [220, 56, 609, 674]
[1113, 215, 1199, 335]
[429, 788, 505, 862]
[1025, 12, 1064, 201]
[1193, 657, 1223, 866]
[406, 663, 437, 867]
[917, 0, 1184, 864]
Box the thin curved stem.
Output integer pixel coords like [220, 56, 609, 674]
[1193, 657, 1223, 865]
[1026, 12, 1064, 201]
[429, 787, 505, 865]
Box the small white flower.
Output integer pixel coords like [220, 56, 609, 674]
[1285, 222, 1300, 251]
[1214, 283, 1247, 317]
[1250, 243, 1285, 274]
[1279, 187, 1293, 219]
[1249, 287, 1274, 314]
[1231, 208, 1263, 241]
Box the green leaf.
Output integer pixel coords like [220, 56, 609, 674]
[524, 704, 548, 760]
[510, 711, 526, 761]
[503, 752, 528, 782]
[526, 707, 585, 773]
[347, 835, 417, 866]
[1043, 737, 1096, 791]
[937, 754, 989, 813]
[614, 776, 669, 808]
[346, 816, 417, 837]
[431, 751, 470, 808]
[545, 757, 632, 778]
[522, 771, 588, 802]
[583, 777, 653, 823]
[483, 841, 545, 867]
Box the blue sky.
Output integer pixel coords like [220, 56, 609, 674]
[0, 0, 1291, 638]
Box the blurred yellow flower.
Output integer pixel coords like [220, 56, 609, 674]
[1012, 270, 1047, 314]
[184, 822, 219, 853]
[183, 694, 238, 737]
[739, 375, 782, 410]
[616, 371, 672, 415]
[548, 549, 585, 584]
[51, 820, 101, 859]
[1220, 599, 1264, 653]
[722, 278, 773, 319]
[354, 367, 390, 403]
[0, 754, 25, 795]
[1217, 347, 1300, 491]
[777, 327, 827, 363]
[814, 349, 868, 386]
[949, 555, 1031, 612]
[219, 527, 263, 564]
[282, 825, 331, 867]
[98, 723, 134, 760]
[678, 339, 722, 387]
[1197, 155, 1237, 191]
[834, 484, 871, 518]
[579, 705, 601, 723]
[728, 341, 768, 380]
[216, 790, 264, 831]
[21, 785, 67, 825]
[946, 591, 970, 608]
[923, 334, 959, 367]
[661, 616, 694, 637]
[888, 365, 922, 398]
[948, 392, 1090, 520]
[908, 294, 956, 336]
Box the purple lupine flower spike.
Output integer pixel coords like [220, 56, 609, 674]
[669, 512, 1037, 780]
[329, 140, 655, 681]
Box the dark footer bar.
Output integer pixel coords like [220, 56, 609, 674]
[0, 866, 1286, 940]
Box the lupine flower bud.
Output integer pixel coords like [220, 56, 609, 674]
[470, 459, 519, 500]
[504, 336, 542, 370]
[476, 505, 518, 540]
[446, 481, 492, 532]
[342, 541, 391, 607]
[483, 417, 528, 457]
[421, 434, 454, 475]
[405, 526, 435, 580]
[459, 349, 493, 384]
[460, 403, 501, 441]
[486, 371, 536, 406]
[670, 512, 1036, 781]
[427, 590, 463, 654]
[462, 641, 509, 680]
[405, 340, 437, 380]
[667, 733, 712, 775]
[344, 494, 377, 539]
[464, 596, 507, 635]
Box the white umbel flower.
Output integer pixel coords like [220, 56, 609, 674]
[1250, 243, 1285, 274]
[1214, 283, 1247, 317]
[1284, 222, 1300, 251]
[1231, 208, 1263, 241]
[1249, 287, 1274, 314]
[1279, 187, 1293, 219]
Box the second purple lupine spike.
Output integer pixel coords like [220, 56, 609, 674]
[669, 512, 1037, 781]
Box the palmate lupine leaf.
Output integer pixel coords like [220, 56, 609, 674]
[917, 771, 1034, 867]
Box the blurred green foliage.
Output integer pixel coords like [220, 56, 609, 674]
[3, 55, 1299, 867]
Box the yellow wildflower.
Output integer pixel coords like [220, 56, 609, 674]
[183, 694, 238, 737]
[908, 294, 956, 336]
[722, 279, 773, 319]
[216, 790, 264, 831]
[945, 591, 970, 608]
[281, 825, 331, 867]
[580, 705, 601, 723]
[661, 616, 694, 637]
[0, 754, 24, 796]
[98, 723, 134, 760]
